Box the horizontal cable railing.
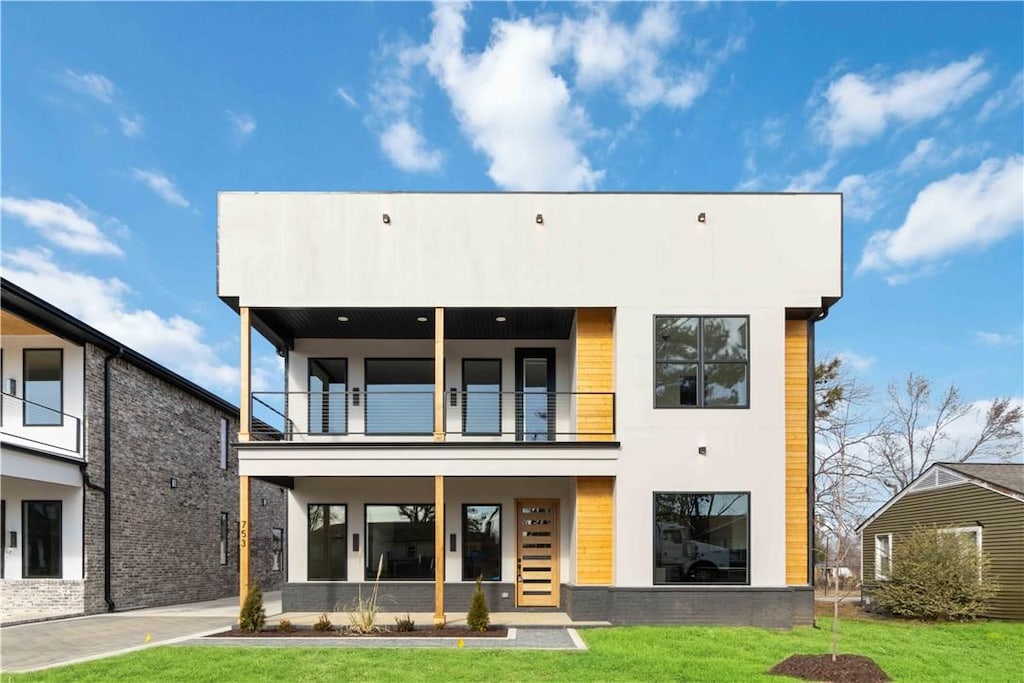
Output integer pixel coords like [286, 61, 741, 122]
[249, 390, 615, 441]
[0, 393, 83, 456]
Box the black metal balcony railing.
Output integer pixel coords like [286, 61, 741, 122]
[249, 390, 615, 442]
[0, 393, 83, 456]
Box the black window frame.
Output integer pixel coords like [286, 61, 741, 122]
[653, 315, 750, 409]
[307, 503, 347, 581]
[272, 527, 285, 572]
[652, 491, 751, 586]
[461, 503, 502, 581]
[308, 358, 349, 435]
[219, 512, 229, 565]
[364, 358, 435, 436]
[461, 358, 502, 436]
[364, 503, 435, 581]
[23, 348, 64, 426]
[219, 417, 228, 470]
[22, 499, 62, 578]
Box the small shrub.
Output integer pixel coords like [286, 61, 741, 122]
[276, 618, 294, 633]
[467, 576, 490, 632]
[347, 553, 389, 633]
[313, 613, 333, 632]
[877, 526, 998, 621]
[238, 582, 266, 632]
[394, 614, 416, 632]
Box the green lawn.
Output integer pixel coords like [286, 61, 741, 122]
[8, 618, 1023, 682]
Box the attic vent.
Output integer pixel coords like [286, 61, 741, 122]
[909, 468, 965, 493]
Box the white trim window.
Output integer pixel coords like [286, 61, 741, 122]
[940, 525, 983, 580]
[874, 533, 892, 580]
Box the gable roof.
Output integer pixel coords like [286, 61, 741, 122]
[942, 463, 1024, 495]
[2, 278, 239, 417]
[857, 462, 1024, 532]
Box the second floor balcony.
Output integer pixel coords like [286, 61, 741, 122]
[0, 392, 83, 458]
[250, 389, 615, 443]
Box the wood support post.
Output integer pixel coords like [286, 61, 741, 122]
[433, 474, 446, 626]
[239, 307, 251, 443]
[433, 307, 445, 442]
[239, 474, 251, 608]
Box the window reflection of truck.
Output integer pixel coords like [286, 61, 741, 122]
[656, 523, 729, 582]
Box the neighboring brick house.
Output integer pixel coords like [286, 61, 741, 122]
[1, 279, 287, 622]
[859, 462, 1024, 620]
[218, 192, 842, 627]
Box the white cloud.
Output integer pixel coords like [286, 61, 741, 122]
[379, 121, 443, 172]
[118, 114, 144, 138]
[836, 172, 885, 221]
[897, 138, 938, 174]
[973, 330, 1021, 347]
[131, 168, 190, 208]
[784, 159, 835, 192]
[815, 56, 990, 149]
[226, 110, 256, 139]
[61, 69, 115, 104]
[421, 2, 601, 190]
[858, 155, 1024, 278]
[335, 87, 358, 108]
[2, 248, 237, 393]
[1, 197, 123, 256]
[978, 72, 1023, 122]
[837, 350, 875, 372]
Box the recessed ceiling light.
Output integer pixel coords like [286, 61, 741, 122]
[337, 316, 349, 322]
[495, 316, 507, 322]
[417, 316, 429, 322]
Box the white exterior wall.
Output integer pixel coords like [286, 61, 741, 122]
[221, 192, 841, 591]
[289, 476, 574, 587]
[1, 335, 85, 458]
[1, 473, 85, 581]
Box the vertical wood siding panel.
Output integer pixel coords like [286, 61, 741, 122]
[576, 476, 614, 584]
[785, 320, 809, 585]
[575, 308, 615, 442]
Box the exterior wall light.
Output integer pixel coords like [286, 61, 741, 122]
[697, 212, 707, 223]
[535, 213, 544, 224]
[352, 533, 360, 552]
[8, 531, 16, 548]
[382, 213, 391, 224]
[6, 378, 15, 395]
[697, 445, 707, 456]
[170, 477, 178, 488]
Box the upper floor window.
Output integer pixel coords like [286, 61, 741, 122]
[219, 417, 228, 469]
[654, 316, 749, 408]
[462, 359, 501, 435]
[365, 359, 433, 435]
[309, 358, 348, 434]
[24, 349, 63, 425]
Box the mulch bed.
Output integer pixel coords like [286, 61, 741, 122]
[210, 625, 508, 638]
[770, 654, 891, 683]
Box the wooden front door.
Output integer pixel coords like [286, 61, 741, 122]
[516, 499, 560, 607]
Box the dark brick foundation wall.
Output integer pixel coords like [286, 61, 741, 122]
[82, 345, 287, 613]
[283, 581, 811, 626]
[283, 582, 568, 613]
[566, 585, 815, 627]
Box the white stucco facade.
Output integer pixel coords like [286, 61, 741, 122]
[219, 192, 842, 615]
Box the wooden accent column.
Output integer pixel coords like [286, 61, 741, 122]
[433, 307, 445, 442]
[239, 307, 251, 443]
[238, 306, 252, 607]
[785, 319, 810, 585]
[433, 474, 446, 626]
[575, 308, 615, 441]
[575, 476, 614, 584]
[239, 475, 251, 607]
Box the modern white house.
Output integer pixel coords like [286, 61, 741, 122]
[218, 192, 842, 626]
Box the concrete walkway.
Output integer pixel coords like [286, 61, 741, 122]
[1, 593, 595, 673]
[0, 592, 279, 674]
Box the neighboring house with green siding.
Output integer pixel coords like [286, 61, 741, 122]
[859, 463, 1024, 620]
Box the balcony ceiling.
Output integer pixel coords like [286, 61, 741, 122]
[252, 307, 575, 346]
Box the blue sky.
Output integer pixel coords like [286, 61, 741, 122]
[2, 2, 1022, 419]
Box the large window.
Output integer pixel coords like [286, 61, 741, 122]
[463, 504, 501, 581]
[308, 504, 347, 580]
[654, 493, 749, 584]
[23, 500, 61, 578]
[365, 504, 434, 580]
[219, 418, 228, 469]
[874, 533, 892, 580]
[462, 359, 501, 435]
[309, 359, 348, 434]
[219, 512, 229, 565]
[365, 359, 433, 435]
[23, 349, 63, 425]
[654, 316, 749, 408]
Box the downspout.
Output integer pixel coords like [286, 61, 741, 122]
[100, 347, 124, 612]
